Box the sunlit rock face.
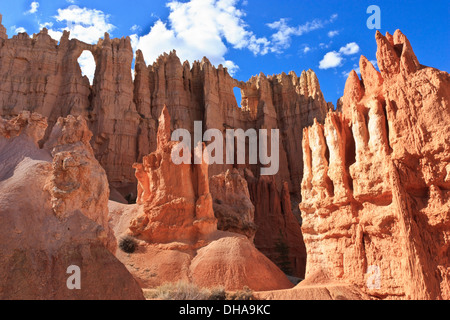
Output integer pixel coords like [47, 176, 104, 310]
[109, 107, 295, 292]
[0, 112, 144, 300]
[300, 30, 450, 300]
[0, 16, 328, 279]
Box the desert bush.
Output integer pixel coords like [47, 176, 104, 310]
[208, 286, 227, 300]
[146, 281, 254, 301]
[227, 286, 254, 300]
[152, 281, 211, 300]
[119, 236, 137, 254]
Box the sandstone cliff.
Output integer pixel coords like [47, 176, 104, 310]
[0, 17, 328, 197]
[0, 112, 144, 300]
[109, 108, 294, 291]
[299, 30, 450, 300]
[0, 16, 321, 279]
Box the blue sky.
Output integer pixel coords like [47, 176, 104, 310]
[0, 0, 448, 105]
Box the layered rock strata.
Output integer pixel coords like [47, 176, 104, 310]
[300, 30, 450, 300]
[0, 17, 328, 198]
[110, 107, 294, 291]
[0, 112, 144, 300]
[0, 16, 320, 279]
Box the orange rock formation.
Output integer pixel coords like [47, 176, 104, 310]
[0, 18, 323, 275]
[299, 30, 449, 300]
[109, 107, 294, 291]
[0, 112, 144, 300]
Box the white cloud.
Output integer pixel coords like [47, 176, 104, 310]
[25, 2, 39, 15]
[49, 5, 115, 43]
[303, 46, 311, 54]
[78, 50, 96, 84]
[319, 42, 360, 70]
[328, 30, 339, 38]
[130, 24, 141, 32]
[131, 0, 272, 75]
[267, 14, 337, 53]
[39, 22, 53, 29]
[11, 26, 27, 34]
[339, 42, 360, 55]
[131, 1, 336, 75]
[319, 51, 343, 69]
[42, 5, 114, 84]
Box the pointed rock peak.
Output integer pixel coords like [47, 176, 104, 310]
[342, 70, 364, 120]
[385, 31, 394, 46]
[393, 29, 408, 45]
[104, 32, 110, 41]
[183, 60, 191, 70]
[376, 30, 400, 78]
[393, 30, 420, 74]
[308, 69, 319, 83]
[135, 49, 145, 65]
[0, 13, 2, 24]
[344, 70, 364, 98]
[62, 30, 70, 39]
[201, 56, 211, 66]
[58, 30, 70, 46]
[157, 105, 171, 149]
[360, 55, 383, 94]
[0, 15, 7, 39]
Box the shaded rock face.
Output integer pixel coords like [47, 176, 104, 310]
[110, 108, 294, 291]
[247, 174, 307, 279]
[0, 112, 144, 300]
[300, 30, 450, 300]
[0, 18, 329, 199]
[209, 169, 257, 241]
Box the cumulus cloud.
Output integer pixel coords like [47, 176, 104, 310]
[339, 42, 360, 55]
[131, 1, 336, 75]
[319, 51, 343, 69]
[319, 42, 360, 70]
[267, 14, 338, 53]
[328, 30, 339, 38]
[51, 5, 115, 43]
[25, 2, 39, 15]
[38, 1, 339, 78]
[131, 0, 274, 75]
[11, 26, 27, 34]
